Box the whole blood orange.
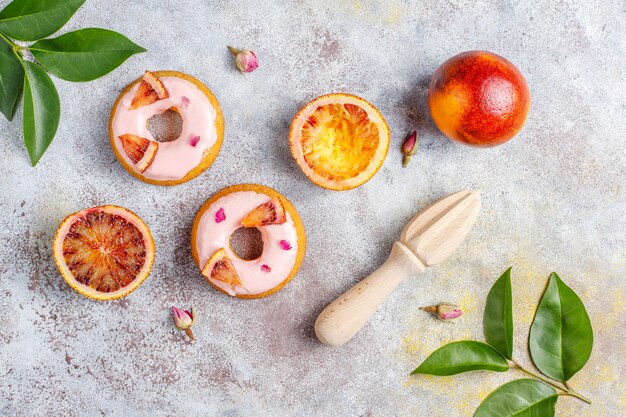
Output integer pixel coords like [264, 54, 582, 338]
[53, 206, 155, 300]
[428, 50, 530, 147]
[289, 93, 390, 191]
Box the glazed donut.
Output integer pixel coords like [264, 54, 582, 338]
[109, 70, 224, 186]
[191, 184, 306, 299]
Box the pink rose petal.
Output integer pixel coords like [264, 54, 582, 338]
[189, 134, 201, 147]
[215, 208, 226, 223]
[260, 264, 271, 273]
[181, 96, 190, 107]
[280, 240, 292, 250]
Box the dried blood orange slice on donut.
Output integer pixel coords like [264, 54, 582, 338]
[130, 70, 169, 109]
[53, 206, 155, 300]
[119, 134, 158, 173]
[289, 93, 390, 191]
[201, 248, 242, 287]
[241, 199, 286, 227]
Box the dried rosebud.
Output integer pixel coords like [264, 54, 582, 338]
[402, 130, 418, 167]
[420, 303, 462, 321]
[171, 306, 196, 340]
[228, 46, 259, 73]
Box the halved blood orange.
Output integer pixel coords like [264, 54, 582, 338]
[53, 206, 155, 300]
[201, 248, 242, 288]
[241, 199, 286, 227]
[289, 93, 390, 191]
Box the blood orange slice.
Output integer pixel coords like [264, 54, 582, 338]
[201, 248, 242, 288]
[289, 93, 390, 191]
[53, 206, 155, 300]
[130, 70, 169, 109]
[119, 134, 158, 173]
[241, 199, 286, 228]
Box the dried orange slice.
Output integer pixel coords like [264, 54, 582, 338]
[241, 199, 286, 227]
[53, 206, 155, 300]
[118, 134, 158, 173]
[201, 248, 242, 287]
[289, 93, 390, 191]
[130, 70, 169, 109]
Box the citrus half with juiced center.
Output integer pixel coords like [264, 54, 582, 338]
[289, 93, 390, 191]
[53, 206, 155, 300]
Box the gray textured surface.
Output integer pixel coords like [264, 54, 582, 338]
[1, 0, 625, 416]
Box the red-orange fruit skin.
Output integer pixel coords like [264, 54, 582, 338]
[428, 50, 531, 147]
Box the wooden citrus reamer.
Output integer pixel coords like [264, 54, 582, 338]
[315, 190, 481, 346]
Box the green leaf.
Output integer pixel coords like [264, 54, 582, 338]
[483, 267, 514, 359]
[22, 60, 60, 165]
[474, 379, 557, 417]
[0, 0, 85, 41]
[0, 35, 23, 120]
[529, 273, 593, 381]
[411, 341, 509, 376]
[30, 28, 146, 82]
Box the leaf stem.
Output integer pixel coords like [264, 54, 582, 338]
[510, 360, 565, 391]
[0, 31, 24, 60]
[510, 360, 591, 404]
[558, 391, 592, 404]
[0, 31, 14, 45]
[184, 327, 195, 341]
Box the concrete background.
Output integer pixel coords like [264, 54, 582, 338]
[1, 0, 624, 416]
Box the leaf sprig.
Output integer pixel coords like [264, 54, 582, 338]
[0, 0, 145, 165]
[412, 268, 593, 416]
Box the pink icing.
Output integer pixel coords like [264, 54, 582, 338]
[195, 191, 299, 296]
[111, 76, 218, 181]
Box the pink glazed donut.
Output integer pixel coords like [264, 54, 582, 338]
[109, 70, 224, 186]
[191, 184, 306, 299]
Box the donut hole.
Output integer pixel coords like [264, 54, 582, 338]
[230, 227, 264, 260]
[147, 108, 183, 142]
